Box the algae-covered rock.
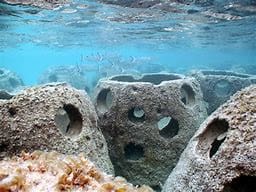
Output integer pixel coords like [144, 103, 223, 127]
[0, 68, 24, 92]
[163, 85, 256, 192]
[94, 73, 207, 190]
[0, 83, 113, 174]
[0, 151, 153, 192]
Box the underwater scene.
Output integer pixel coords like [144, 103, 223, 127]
[0, 0, 256, 191]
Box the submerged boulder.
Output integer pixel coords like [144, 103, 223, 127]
[0, 68, 24, 92]
[191, 70, 256, 114]
[94, 73, 207, 190]
[0, 83, 113, 174]
[163, 85, 256, 192]
[0, 151, 153, 192]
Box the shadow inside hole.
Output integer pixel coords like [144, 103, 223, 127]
[157, 116, 179, 138]
[150, 185, 162, 192]
[197, 119, 229, 158]
[223, 175, 256, 192]
[96, 88, 113, 113]
[128, 107, 145, 123]
[180, 84, 195, 106]
[8, 107, 17, 116]
[124, 142, 144, 161]
[0, 69, 4, 75]
[0, 142, 9, 153]
[55, 104, 83, 137]
[111, 73, 182, 85]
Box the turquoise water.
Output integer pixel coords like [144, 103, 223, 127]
[0, 0, 256, 86]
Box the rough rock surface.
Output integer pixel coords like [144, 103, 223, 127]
[0, 68, 24, 92]
[0, 151, 153, 192]
[0, 0, 70, 9]
[163, 85, 256, 192]
[0, 83, 113, 174]
[94, 73, 207, 190]
[191, 70, 256, 114]
[39, 65, 89, 92]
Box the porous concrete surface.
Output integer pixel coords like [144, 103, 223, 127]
[0, 83, 113, 174]
[1, 0, 69, 9]
[94, 73, 207, 190]
[163, 85, 256, 192]
[0, 68, 24, 92]
[191, 70, 256, 114]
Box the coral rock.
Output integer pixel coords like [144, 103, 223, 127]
[0, 151, 153, 192]
[163, 85, 256, 192]
[0, 83, 113, 174]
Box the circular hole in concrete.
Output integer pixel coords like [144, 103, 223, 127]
[223, 175, 256, 192]
[55, 104, 83, 137]
[180, 84, 195, 106]
[49, 74, 58, 82]
[150, 185, 162, 192]
[8, 107, 17, 116]
[197, 119, 229, 158]
[96, 88, 113, 113]
[157, 116, 179, 138]
[128, 107, 145, 123]
[9, 78, 19, 87]
[124, 142, 144, 161]
[214, 80, 232, 97]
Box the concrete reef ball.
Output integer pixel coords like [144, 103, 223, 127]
[0, 151, 153, 192]
[163, 85, 256, 192]
[0, 83, 113, 174]
[39, 65, 89, 92]
[191, 70, 256, 114]
[0, 68, 24, 92]
[94, 73, 208, 190]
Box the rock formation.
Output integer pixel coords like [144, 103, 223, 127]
[163, 85, 256, 192]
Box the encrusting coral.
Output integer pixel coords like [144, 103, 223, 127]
[0, 151, 153, 192]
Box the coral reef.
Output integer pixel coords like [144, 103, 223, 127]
[191, 70, 256, 114]
[0, 68, 24, 92]
[94, 73, 207, 190]
[0, 151, 153, 192]
[0, 83, 113, 174]
[0, 0, 70, 9]
[163, 85, 256, 192]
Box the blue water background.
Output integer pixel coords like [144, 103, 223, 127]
[0, 0, 255, 85]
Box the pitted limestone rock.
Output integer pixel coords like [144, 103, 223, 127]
[0, 68, 24, 92]
[94, 73, 207, 190]
[163, 85, 256, 192]
[0, 83, 113, 174]
[191, 70, 256, 114]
